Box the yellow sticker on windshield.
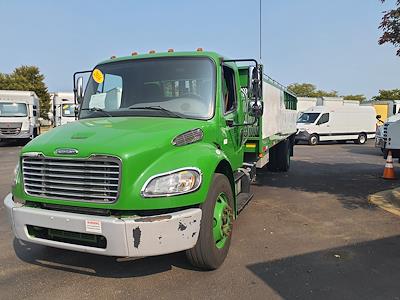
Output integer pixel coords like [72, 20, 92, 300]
[92, 69, 104, 84]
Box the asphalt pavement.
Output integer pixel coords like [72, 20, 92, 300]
[0, 140, 399, 300]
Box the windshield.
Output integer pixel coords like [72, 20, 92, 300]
[297, 113, 320, 124]
[0, 102, 28, 117]
[62, 104, 76, 117]
[80, 57, 215, 120]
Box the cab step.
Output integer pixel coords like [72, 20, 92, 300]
[237, 192, 254, 214]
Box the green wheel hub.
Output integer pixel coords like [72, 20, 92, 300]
[213, 192, 233, 249]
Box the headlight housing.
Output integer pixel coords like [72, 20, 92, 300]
[142, 168, 202, 198]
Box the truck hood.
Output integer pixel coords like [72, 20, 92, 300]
[23, 116, 209, 159]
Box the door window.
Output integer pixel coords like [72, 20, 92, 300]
[317, 113, 329, 125]
[222, 66, 237, 113]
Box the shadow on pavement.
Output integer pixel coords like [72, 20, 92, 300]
[13, 238, 200, 278]
[342, 145, 384, 157]
[256, 160, 398, 210]
[247, 235, 400, 300]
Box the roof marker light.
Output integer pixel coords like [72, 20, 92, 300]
[110, 55, 116, 59]
[131, 51, 138, 56]
[149, 50, 156, 54]
[168, 48, 174, 52]
[196, 48, 203, 52]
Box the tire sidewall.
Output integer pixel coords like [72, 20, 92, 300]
[197, 174, 234, 269]
[358, 133, 366, 144]
[309, 134, 318, 146]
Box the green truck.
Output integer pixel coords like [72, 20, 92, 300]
[5, 50, 297, 270]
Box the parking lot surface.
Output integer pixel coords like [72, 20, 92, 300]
[0, 141, 399, 300]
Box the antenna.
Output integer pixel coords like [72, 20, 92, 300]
[259, 0, 262, 61]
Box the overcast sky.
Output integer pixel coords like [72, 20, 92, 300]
[0, 0, 399, 98]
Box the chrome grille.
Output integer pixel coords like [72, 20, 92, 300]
[0, 127, 21, 135]
[22, 155, 121, 203]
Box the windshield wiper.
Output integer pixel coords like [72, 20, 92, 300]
[81, 107, 113, 117]
[127, 105, 183, 118]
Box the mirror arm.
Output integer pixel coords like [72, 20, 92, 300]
[73, 70, 92, 105]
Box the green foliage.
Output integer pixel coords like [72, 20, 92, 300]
[379, 0, 400, 56]
[0, 66, 51, 119]
[372, 89, 400, 100]
[287, 83, 338, 97]
[343, 94, 366, 102]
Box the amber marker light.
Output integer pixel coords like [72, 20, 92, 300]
[168, 48, 174, 52]
[131, 51, 138, 56]
[149, 50, 156, 54]
[196, 48, 203, 51]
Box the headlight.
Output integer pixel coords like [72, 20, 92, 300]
[12, 161, 20, 186]
[142, 168, 202, 198]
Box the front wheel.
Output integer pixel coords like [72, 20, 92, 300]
[309, 134, 319, 146]
[186, 174, 234, 270]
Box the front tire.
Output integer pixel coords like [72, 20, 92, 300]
[309, 134, 319, 146]
[268, 139, 291, 172]
[186, 174, 234, 270]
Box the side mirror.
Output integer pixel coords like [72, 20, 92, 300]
[249, 100, 264, 118]
[248, 66, 262, 100]
[376, 114, 382, 120]
[76, 77, 84, 104]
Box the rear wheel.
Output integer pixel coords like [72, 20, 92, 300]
[268, 139, 290, 172]
[354, 133, 367, 145]
[309, 134, 319, 146]
[186, 174, 234, 270]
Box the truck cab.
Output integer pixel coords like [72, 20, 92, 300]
[0, 90, 40, 142]
[51, 92, 76, 127]
[4, 51, 297, 270]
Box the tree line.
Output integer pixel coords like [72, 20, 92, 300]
[0, 66, 50, 119]
[287, 83, 400, 102]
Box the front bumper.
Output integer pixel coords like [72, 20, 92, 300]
[4, 194, 202, 257]
[0, 131, 31, 139]
[295, 130, 311, 141]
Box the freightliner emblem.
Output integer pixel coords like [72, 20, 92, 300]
[55, 148, 79, 155]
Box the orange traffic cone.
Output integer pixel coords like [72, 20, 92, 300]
[383, 150, 397, 180]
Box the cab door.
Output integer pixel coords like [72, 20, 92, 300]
[219, 65, 244, 169]
[315, 113, 331, 140]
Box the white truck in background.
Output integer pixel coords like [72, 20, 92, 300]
[296, 105, 377, 145]
[50, 92, 76, 126]
[0, 90, 40, 142]
[375, 114, 400, 152]
[382, 119, 400, 161]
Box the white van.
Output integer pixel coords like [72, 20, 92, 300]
[0, 90, 40, 142]
[296, 106, 377, 145]
[50, 92, 76, 127]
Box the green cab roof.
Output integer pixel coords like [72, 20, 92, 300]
[98, 50, 224, 66]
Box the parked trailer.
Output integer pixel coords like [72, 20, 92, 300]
[296, 105, 377, 145]
[51, 92, 76, 126]
[4, 51, 297, 270]
[0, 90, 40, 142]
[367, 100, 400, 124]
